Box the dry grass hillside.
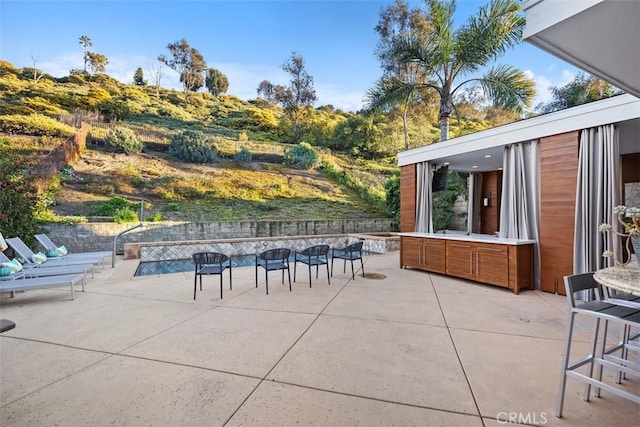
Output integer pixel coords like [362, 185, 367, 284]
[52, 146, 389, 222]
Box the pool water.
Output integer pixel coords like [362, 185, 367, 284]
[134, 252, 371, 277]
[135, 255, 255, 277]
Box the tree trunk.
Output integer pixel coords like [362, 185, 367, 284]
[402, 105, 410, 150]
[439, 96, 453, 141]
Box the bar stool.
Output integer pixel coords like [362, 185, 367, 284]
[556, 272, 640, 418]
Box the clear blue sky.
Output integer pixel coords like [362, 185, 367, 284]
[0, 0, 579, 112]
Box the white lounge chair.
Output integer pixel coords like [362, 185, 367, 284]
[34, 233, 112, 266]
[1, 251, 93, 283]
[0, 274, 85, 300]
[6, 237, 105, 269]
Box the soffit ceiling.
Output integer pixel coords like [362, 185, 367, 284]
[523, 0, 640, 98]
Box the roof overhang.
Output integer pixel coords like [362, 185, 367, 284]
[397, 94, 640, 170]
[522, 0, 640, 98]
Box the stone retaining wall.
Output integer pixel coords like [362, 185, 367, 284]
[43, 218, 394, 254]
[128, 233, 397, 262]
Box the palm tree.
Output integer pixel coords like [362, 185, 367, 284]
[366, 63, 426, 151]
[78, 35, 92, 73]
[385, 0, 536, 141]
[537, 72, 621, 113]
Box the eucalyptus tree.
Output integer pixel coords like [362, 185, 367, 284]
[158, 38, 207, 98]
[86, 52, 108, 75]
[366, 0, 431, 150]
[257, 52, 317, 142]
[205, 68, 229, 96]
[389, 0, 535, 141]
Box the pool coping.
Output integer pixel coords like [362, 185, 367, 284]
[125, 233, 400, 262]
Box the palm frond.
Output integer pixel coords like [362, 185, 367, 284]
[365, 77, 418, 113]
[454, 0, 524, 74]
[476, 64, 536, 111]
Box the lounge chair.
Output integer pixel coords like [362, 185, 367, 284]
[5, 237, 104, 269]
[1, 251, 93, 283]
[0, 274, 85, 300]
[34, 233, 112, 266]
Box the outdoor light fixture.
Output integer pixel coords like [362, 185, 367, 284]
[483, 192, 491, 207]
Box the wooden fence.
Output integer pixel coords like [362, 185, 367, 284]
[29, 122, 91, 193]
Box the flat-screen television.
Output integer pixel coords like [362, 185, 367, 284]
[432, 165, 448, 192]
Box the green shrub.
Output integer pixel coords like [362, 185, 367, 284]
[0, 167, 42, 248]
[145, 212, 163, 222]
[384, 172, 400, 230]
[233, 147, 252, 163]
[86, 87, 111, 107]
[163, 202, 179, 212]
[100, 99, 130, 122]
[169, 130, 217, 163]
[113, 207, 139, 223]
[90, 196, 138, 216]
[105, 127, 143, 154]
[0, 114, 75, 137]
[283, 142, 318, 169]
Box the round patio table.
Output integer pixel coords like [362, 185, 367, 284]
[593, 263, 640, 297]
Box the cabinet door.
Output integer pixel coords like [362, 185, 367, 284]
[424, 239, 446, 274]
[401, 237, 423, 268]
[446, 242, 473, 279]
[474, 243, 509, 287]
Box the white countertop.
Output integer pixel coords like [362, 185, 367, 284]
[398, 232, 536, 246]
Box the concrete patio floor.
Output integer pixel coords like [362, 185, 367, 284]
[1, 252, 638, 426]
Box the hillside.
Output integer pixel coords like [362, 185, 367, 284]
[52, 145, 390, 222]
[0, 59, 520, 227]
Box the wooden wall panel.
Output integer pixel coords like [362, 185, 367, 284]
[539, 131, 580, 294]
[622, 153, 640, 187]
[400, 164, 417, 232]
[480, 171, 501, 235]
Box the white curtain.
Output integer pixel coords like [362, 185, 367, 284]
[500, 141, 541, 288]
[467, 173, 482, 234]
[415, 161, 433, 233]
[573, 125, 619, 274]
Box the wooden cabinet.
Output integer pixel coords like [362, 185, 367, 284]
[423, 238, 446, 274]
[401, 235, 533, 294]
[400, 237, 446, 274]
[445, 241, 474, 279]
[401, 237, 423, 269]
[473, 243, 509, 287]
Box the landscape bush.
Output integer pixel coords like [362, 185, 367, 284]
[86, 87, 111, 107]
[169, 130, 217, 163]
[113, 207, 139, 223]
[283, 142, 318, 169]
[0, 165, 42, 248]
[100, 99, 131, 122]
[233, 147, 252, 163]
[90, 196, 139, 216]
[105, 126, 143, 154]
[0, 114, 75, 137]
[384, 172, 400, 230]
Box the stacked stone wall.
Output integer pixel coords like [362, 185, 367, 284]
[43, 218, 394, 254]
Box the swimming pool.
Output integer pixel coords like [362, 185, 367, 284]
[135, 255, 255, 276]
[134, 252, 372, 277]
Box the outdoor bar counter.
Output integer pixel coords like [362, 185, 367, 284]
[399, 232, 535, 294]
